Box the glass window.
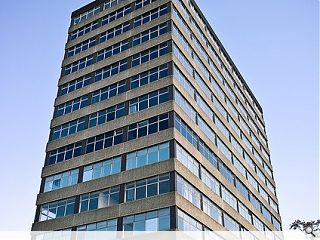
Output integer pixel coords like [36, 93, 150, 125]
[215, 117, 229, 140]
[196, 93, 213, 120]
[213, 96, 227, 119]
[217, 138, 232, 162]
[44, 169, 79, 192]
[235, 179, 249, 200]
[132, 42, 169, 67]
[72, 6, 101, 25]
[239, 116, 250, 136]
[126, 142, 170, 170]
[175, 90, 196, 122]
[66, 38, 96, 58]
[248, 116, 258, 134]
[247, 173, 258, 191]
[266, 179, 276, 195]
[213, 76, 225, 94]
[200, 167, 220, 196]
[97, 40, 129, 62]
[256, 167, 266, 184]
[198, 141, 218, 168]
[221, 186, 237, 210]
[177, 209, 202, 231]
[194, 54, 210, 80]
[85, 130, 124, 154]
[174, 114, 198, 149]
[244, 151, 255, 170]
[127, 113, 169, 141]
[129, 88, 169, 114]
[103, 0, 125, 10]
[262, 206, 272, 222]
[99, 22, 131, 43]
[223, 214, 240, 231]
[83, 157, 121, 182]
[92, 80, 126, 104]
[195, 72, 211, 100]
[48, 142, 82, 165]
[252, 215, 264, 231]
[176, 144, 199, 177]
[233, 157, 246, 177]
[172, 24, 192, 57]
[55, 96, 89, 117]
[198, 116, 216, 142]
[101, 5, 131, 26]
[190, 17, 206, 44]
[64, 55, 94, 75]
[193, 36, 208, 63]
[264, 163, 273, 179]
[203, 196, 222, 224]
[88, 103, 126, 128]
[175, 114, 220, 170]
[123, 208, 170, 231]
[177, 175, 201, 209]
[69, 21, 99, 41]
[224, 82, 236, 102]
[94, 60, 128, 82]
[125, 174, 170, 202]
[80, 186, 120, 212]
[172, 6, 191, 35]
[228, 115, 241, 137]
[250, 193, 261, 212]
[173, 65, 195, 98]
[272, 217, 281, 231]
[52, 118, 86, 140]
[251, 132, 261, 149]
[270, 198, 279, 213]
[219, 163, 234, 185]
[131, 64, 169, 89]
[133, 22, 169, 47]
[173, 44, 193, 77]
[230, 135, 243, 156]
[134, 5, 168, 27]
[77, 219, 117, 231]
[210, 61, 224, 84]
[59, 75, 92, 96]
[238, 202, 252, 223]
[135, 0, 156, 9]
[39, 198, 75, 221]
[254, 150, 264, 166]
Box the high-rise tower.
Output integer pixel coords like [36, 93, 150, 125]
[32, 0, 282, 234]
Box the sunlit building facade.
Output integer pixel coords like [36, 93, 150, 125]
[32, 0, 282, 234]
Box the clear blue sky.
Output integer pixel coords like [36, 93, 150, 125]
[0, 0, 318, 231]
